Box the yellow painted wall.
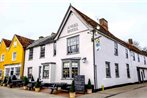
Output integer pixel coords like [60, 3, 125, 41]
[0, 40, 8, 79]
[5, 36, 25, 78]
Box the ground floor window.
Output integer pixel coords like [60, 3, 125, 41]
[126, 64, 130, 78]
[105, 61, 111, 78]
[0, 70, 2, 77]
[43, 65, 49, 79]
[5, 68, 10, 76]
[115, 63, 119, 78]
[15, 67, 20, 77]
[28, 67, 32, 79]
[62, 60, 79, 79]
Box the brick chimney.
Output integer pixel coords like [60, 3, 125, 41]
[128, 39, 133, 44]
[99, 18, 108, 31]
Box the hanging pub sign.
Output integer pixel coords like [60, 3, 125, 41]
[74, 75, 85, 93]
[95, 38, 100, 51]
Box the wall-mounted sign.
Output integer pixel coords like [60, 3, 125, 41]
[67, 23, 78, 33]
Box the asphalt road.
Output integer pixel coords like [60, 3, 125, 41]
[0, 87, 66, 98]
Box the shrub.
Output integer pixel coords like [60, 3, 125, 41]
[87, 79, 92, 89]
[3, 77, 7, 84]
[23, 76, 29, 86]
[69, 80, 75, 92]
[7, 77, 12, 84]
[35, 78, 41, 88]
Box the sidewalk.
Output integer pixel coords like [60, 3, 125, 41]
[77, 83, 147, 98]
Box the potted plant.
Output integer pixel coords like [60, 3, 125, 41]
[69, 80, 76, 98]
[87, 79, 92, 94]
[3, 77, 7, 86]
[23, 76, 29, 90]
[34, 78, 41, 92]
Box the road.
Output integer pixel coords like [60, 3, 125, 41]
[0, 86, 66, 98]
[1, 84, 147, 98]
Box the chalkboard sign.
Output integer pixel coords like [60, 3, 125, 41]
[74, 75, 85, 93]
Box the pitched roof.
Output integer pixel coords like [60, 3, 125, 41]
[71, 6, 146, 56]
[27, 33, 56, 49]
[15, 34, 34, 49]
[3, 39, 12, 47]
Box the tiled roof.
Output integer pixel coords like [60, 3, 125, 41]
[3, 39, 12, 47]
[15, 34, 34, 49]
[27, 33, 56, 49]
[72, 6, 146, 56]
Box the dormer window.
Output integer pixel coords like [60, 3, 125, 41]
[14, 41, 17, 47]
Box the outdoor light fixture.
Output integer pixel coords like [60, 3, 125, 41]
[82, 57, 87, 63]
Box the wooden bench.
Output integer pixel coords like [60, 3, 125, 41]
[49, 83, 68, 94]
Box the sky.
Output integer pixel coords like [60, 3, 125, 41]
[0, 0, 147, 48]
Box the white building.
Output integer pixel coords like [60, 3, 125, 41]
[24, 5, 147, 90]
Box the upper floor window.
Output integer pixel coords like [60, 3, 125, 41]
[67, 36, 79, 54]
[12, 52, 16, 61]
[53, 42, 56, 56]
[132, 52, 135, 61]
[144, 56, 146, 65]
[138, 54, 140, 62]
[29, 48, 33, 60]
[40, 45, 45, 58]
[115, 63, 119, 78]
[126, 64, 131, 78]
[125, 49, 128, 59]
[114, 42, 118, 56]
[1, 54, 4, 62]
[105, 61, 111, 78]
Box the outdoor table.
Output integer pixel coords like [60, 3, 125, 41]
[49, 82, 67, 94]
[11, 79, 23, 87]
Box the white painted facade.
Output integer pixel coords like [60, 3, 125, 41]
[24, 6, 147, 89]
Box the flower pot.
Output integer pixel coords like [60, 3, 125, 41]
[3, 84, 6, 86]
[23, 86, 27, 90]
[87, 89, 92, 94]
[69, 92, 76, 98]
[35, 88, 40, 92]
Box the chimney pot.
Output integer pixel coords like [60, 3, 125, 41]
[39, 36, 44, 39]
[128, 39, 133, 44]
[99, 18, 108, 31]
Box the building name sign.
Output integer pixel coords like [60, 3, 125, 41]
[67, 23, 79, 33]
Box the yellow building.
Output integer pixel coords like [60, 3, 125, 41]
[1, 34, 33, 79]
[0, 39, 11, 80]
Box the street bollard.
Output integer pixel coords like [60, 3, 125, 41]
[101, 85, 104, 91]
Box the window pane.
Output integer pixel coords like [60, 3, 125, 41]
[67, 36, 79, 54]
[63, 62, 70, 78]
[43, 65, 49, 79]
[71, 62, 78, 78]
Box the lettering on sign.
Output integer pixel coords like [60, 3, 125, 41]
[74, 75, 85, 93]
[67, 23, 78, 33]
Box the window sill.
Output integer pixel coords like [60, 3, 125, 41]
[40, 57, 45, 59]
[67, 52, 79, 55]
[61, 78, 73, 80]
[106, 76, 111, 78]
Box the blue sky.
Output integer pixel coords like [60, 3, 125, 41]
[0, 0, 147, 48]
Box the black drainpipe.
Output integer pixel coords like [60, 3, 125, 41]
[92, 29, 97, 90]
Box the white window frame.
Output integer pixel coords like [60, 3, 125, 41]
[12, 52, 16, 61]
